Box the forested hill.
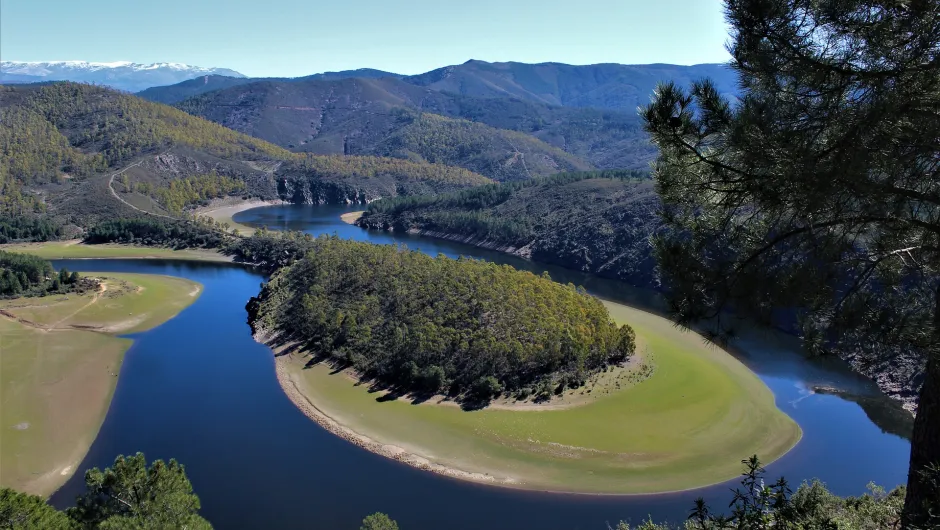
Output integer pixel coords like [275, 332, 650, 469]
[0, 82, 292, 181]
[0, 82, 494, 230]
[275, 155, 492, 204]
[168, 75, 652, 171]
[135, 75, 257, 104]
[174, 76, 596, 180]
[0, 82, 292, 217]
[248, 236, 636, 404]
[358, 170, 662, 287]
[134, 70, 402, 105]
[405, 60, 739, 112]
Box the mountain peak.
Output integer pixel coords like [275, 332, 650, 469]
[0, 61, 245, 92]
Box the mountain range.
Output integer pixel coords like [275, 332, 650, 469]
[0, 61, 245, 92]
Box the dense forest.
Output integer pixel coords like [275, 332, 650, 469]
[359, 170, 662, 287]
[84, 217, 232, 249]
[248, 236, 635, 403]
[224, 228, 318, 271]
[0, 250, 86, 297]
[0, 214, 63, 243]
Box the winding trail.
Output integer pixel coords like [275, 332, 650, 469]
[107, 156, 176, 220]
[0, 282, 108, 333]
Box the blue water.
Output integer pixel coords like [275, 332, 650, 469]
[46, 204, 912, 529]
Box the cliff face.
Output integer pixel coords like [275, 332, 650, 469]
[277, 177, 370, 205]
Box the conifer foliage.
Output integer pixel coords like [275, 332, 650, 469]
[249, 236, 635, 403]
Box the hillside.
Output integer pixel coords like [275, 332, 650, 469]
[275, 155, 492, 204]
[0, 61, 244, 92]
[358, 170, 662, 287]
[0, 82, 292, 220]
[0, 82, 490, 230]
[136, 75, 257, 104]
[175, 76, 594, 180]
[405, 60, 739, 111]
[137, 69, 402, 105]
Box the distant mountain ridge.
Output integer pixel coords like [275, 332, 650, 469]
[404, 60, 738, 111]
[0, 61, 245, 92]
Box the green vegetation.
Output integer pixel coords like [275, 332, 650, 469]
[0, 241, 230, 262]
[288, 154, 492, 187]
[0, 250, 88, 298]
[275, 154, 493, 205]
[225, 228, 317, 271]
[0, 272, 201, 495]
[643, 0, 938, 525]
[0, 82, 292, 183]
[0, 488, 73, 530]
[132, 173, 246, 214]
[360, 513, 399, 530]
[0, 453, 211, 529]
[374, 112, 593, 181]
[85, 217, 232, 249]
[252, 236, 635, 403]
[359, 170, 660, 287]
[0, 215, 63, 244]
[277, 297, 800, 492]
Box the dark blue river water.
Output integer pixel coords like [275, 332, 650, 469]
[48, 204, 912, 530]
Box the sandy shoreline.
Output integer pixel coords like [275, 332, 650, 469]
[340, 211, 365, 225]
[195, 199, 287, 235]
[272, 350, 516, 487]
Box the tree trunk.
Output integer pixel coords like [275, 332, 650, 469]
[901, 286, 940, 528]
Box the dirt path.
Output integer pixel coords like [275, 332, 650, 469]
[107, 156, 175, 220]
[50, 282, 108, 330]
[0, 282, 109, 333]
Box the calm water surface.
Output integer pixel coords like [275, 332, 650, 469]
[48, 204, 912, 529]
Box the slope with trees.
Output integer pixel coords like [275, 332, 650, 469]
[359, 170, 661, 287]
[248, 236, 636, 404]
[172, 76, 646, 178]
[275, 154, 493, 204]
[404, 60, 740, 112]
[642, 0, 939, 526]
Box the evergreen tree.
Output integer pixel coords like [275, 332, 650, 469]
[67, 453, 211, 529]
[642, 1, 939, 526]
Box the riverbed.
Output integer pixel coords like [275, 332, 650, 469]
[48, 204, 913, 530]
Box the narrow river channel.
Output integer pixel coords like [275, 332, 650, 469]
[49, 204, 912, 530]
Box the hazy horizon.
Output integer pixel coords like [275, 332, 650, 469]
[0, 0, 731, 77]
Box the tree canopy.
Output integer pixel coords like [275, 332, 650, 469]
[642, 1, 939, 526]
[249, 236, 635, 403]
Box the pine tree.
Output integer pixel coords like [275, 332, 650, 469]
[642, 1, 939, 526]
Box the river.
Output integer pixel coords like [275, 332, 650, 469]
[49, 204, 913, 529]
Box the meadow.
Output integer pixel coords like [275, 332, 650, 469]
[0, 273, 201, 496]
[280, 300, 802, 493]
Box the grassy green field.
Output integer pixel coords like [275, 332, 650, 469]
[0, 241, 230, 261]
[0, 273, 201, 497]
[284, 300, 802, 494]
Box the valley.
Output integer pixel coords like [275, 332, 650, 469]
[0, 10, 932, 525]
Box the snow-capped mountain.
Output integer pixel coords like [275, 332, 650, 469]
[0, 61, 245, 92]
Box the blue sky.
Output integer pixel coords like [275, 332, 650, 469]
[0, 0, 731, 77]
